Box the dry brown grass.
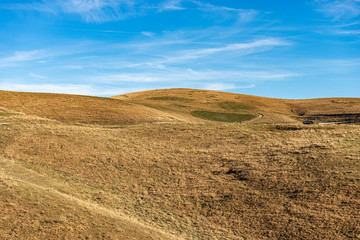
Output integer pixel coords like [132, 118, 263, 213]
[1, 114, 360, 239]
[0, 90, 180, 124]
[113, 88, 297, 124]
[114, 88, 360, 124]
[1, 89, 360, 239]
[0, 157, 176, 240]
[287, 97, 360, 116]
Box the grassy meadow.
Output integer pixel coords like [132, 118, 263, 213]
[0, 89, 359, 239]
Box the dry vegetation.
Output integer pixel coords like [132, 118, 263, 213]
[0, 90, 180, 125]
[1, 89, 360, 239]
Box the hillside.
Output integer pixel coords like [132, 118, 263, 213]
[1, 89, 360, 239]
[113, 88, 360, 124]
[0, 90, 180, 125]
[112, 88, 297, 124]
[2, 89, 359, 125]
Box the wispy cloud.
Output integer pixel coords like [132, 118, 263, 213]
[158, 0, 185, 11]
[1, 50, 45, 62]
[2, 0, 138, 22]
[0, 82, 94, 95]
[0, 50, 47, 67]
[119, 38, 292, 68]
[64, 65, 83, 70]
[0, 82, 147, 96]
[91, 69, 298, 84]
[0, 42, 101, 68]
[67, 36, 292, 71]
[2, 0, 186, 22]
[29, 73, 47, 79]
[187, 0, 259, 22]
[205, 83, 256, 91]
[141, 31, 155, 38]
[315, 0, 360, 21]
[175, 38, 290, 60]
[3, 0, 261, 23]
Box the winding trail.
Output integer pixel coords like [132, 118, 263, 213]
[0, 157, 181, 240]
[243, 113, 263, 124]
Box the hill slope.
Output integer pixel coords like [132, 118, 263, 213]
[0, 90, 180, 125]
[1, 109, 359, 239]
[0, 157, 177, 240]
[112, 88, 297, 124]
[113, 88, 360, 124]
[1, 89, 360, 239]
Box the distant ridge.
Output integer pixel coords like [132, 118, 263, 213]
[0, 90, 180, 124]
[113, 88, 360, 124]
[1, 88, 359, 125]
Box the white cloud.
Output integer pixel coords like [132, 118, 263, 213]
[2, 0, 137, 22]
[0, 82, 148, 96]
[0, 43, 99, 68]
[158, 0, 185, 11]
[64, 65, 83, 69]
[1, 50, 45, 62]
[73, 38, 291, 70]
[141, 31, 155, 38]
[0, 83, 95, 95]
[0, 50, 47, 68]
[205, 83, 256, 91]
[335, 29, 360, 34]
[2, 0, 260, 23]
[188, 0, 259, 22]
[52, 0, 134, 22]
[3, 0, 187, 23]
[29, 73, 48, 79]
[91, 69, 298, 84]
[156, 38, 291, 64]
[186, 39, 290, 56]
[315, 0, 360, 20]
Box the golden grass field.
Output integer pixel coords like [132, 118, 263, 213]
[1, 89, 359, 239]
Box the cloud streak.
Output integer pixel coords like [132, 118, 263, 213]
[187, 0, 259, 22]
[205, 83, 256, 91]
[3, 0, 261, 23]
[2, 0, 186, 22]
[3, 0, 144, 22]
[0, 50, 47, 67]
[124, 38, 292, 66]
[177, 38, 291, 59]
[91, 69, 298, 84]
[29, 73, 48, 79]
[315, 0, 360, 21]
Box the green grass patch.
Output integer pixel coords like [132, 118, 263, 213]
[0, 112, 14, 117]
[191, 111, 256, 122]
[148, 96, 193, 102]
[170, 104, 189, 109]
[217, 102, 255, 110]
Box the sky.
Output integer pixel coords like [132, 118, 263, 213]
[0, 0, 359, 99]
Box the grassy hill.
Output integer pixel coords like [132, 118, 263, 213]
[113, 88, 360, 124]
[1, 89, 360, 239]
[2, 89, 359, 125]
[112, 88, 297, 124]
[0, 90, 180, 125]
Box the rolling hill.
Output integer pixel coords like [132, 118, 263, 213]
[0, 90, 180, 125]
[1, 89, 359, 239]
[113, 88, 360, 124]
[2, 89, 359, 125]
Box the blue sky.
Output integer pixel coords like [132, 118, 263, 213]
[0, 0, 359, 98]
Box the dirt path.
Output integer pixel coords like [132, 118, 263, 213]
[242, 113, 263, 124]
[0, 157, 181, 240]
